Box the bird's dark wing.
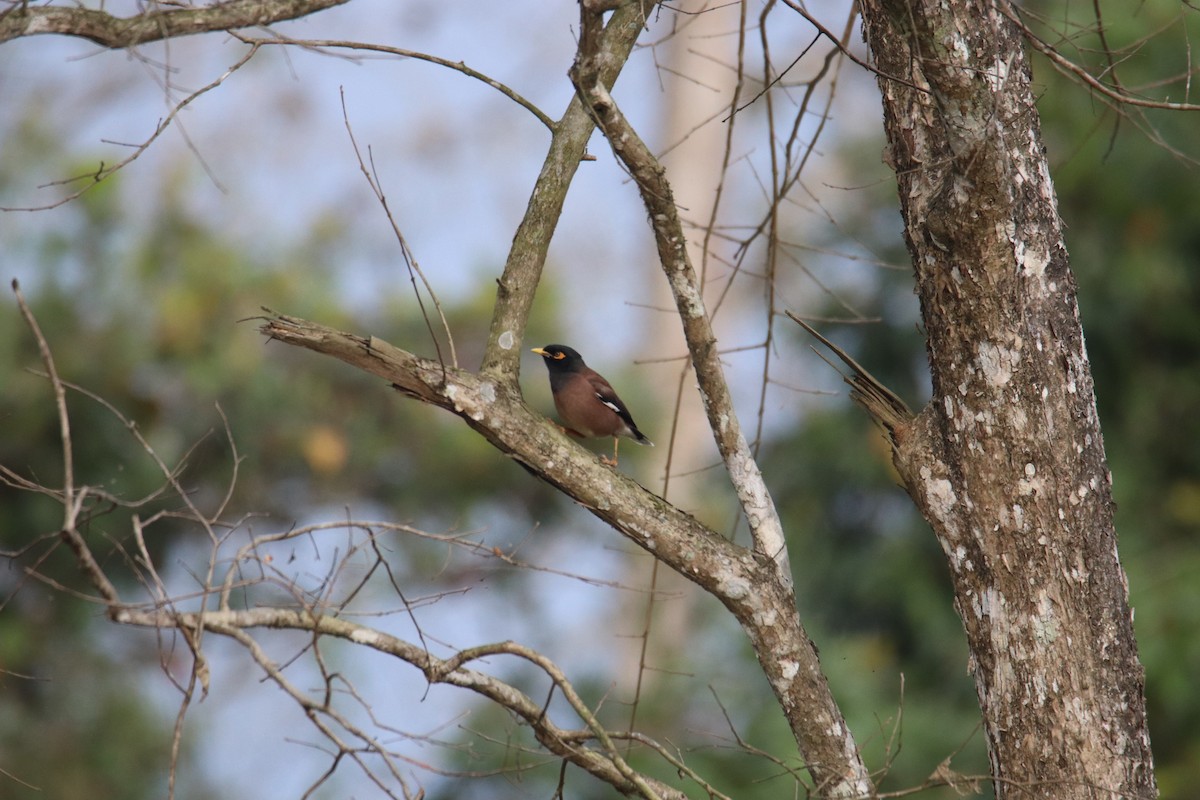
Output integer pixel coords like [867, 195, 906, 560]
[588, 373, 639, 430]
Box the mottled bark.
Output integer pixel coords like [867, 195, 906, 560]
[0, 0, 350, 47]
[856, 1, 1156, 797]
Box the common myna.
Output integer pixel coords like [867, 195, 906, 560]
[531, 344, 652, 465]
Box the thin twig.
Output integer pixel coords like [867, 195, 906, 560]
[1000, 0, 1200, 111]
[234, 32, 555, 131]
[2, 44, 262, 212]
[10, 279, 121, 606]
[781, 0, 932, 96]
[340, 88, 457, 371]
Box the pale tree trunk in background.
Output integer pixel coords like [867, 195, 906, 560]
[621, 2, 738, 677]
[655, 2, 736, 498]
[856, 0, 1157, 797]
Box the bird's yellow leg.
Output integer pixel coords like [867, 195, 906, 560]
[600, 437, 620, 467]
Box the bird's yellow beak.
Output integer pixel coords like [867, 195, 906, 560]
[531, 348, 548, 356]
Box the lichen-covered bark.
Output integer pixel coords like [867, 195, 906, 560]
[857, 1, 1156, 796]
[0, 0, 350, 47]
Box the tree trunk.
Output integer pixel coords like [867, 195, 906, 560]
[857, 1, 1157, 797]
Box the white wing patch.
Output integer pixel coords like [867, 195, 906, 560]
[596, 393, 622, 414]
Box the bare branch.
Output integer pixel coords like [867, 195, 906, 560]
[779, 1, 932, 97]
[569, 5, 873, 797]
[115, 607, 689, 799]
[4, 338, 708, 795]
[234, 32, 556, 132]
[570, 2, 789, 583]
[0, 0, 350, 48]
[999, 0, 1200, 111]
[10, 279, 120, 606]
[789, 313, 913, 439]
[2, 43, 262, 212]
[339, 89, 457, 369]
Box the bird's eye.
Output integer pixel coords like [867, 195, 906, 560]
[554, 352, 565, 360]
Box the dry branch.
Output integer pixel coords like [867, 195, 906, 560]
[566, 3, 873, 797]
[116, 608, 688, 799]
[570, 0, 790, 584]
[789, 314, 913, 439]
[7, 288, 702, 797]
[0, 0, 350, 47]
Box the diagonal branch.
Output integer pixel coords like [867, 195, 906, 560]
[253, 303, 865, 799]
[2, 42, 262, 213]
[257, 312, 751, 589]
[236, 32, 557, 132]
[567, 3, 873, 797]
[0, 0, 350, 47]
[999, 0, 1200, 112]
[569, 0, 788, 582]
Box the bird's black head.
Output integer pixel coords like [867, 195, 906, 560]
[532, 344, 585, 372]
